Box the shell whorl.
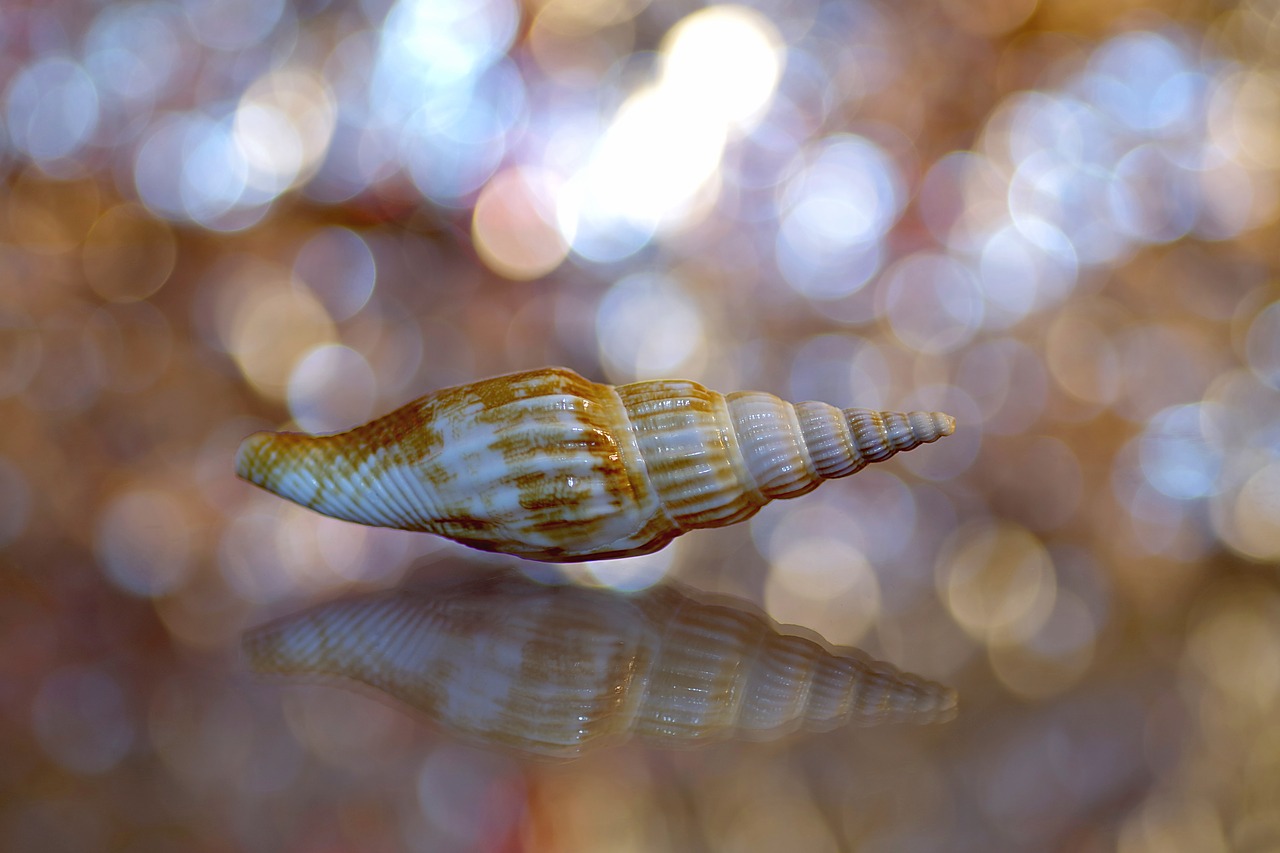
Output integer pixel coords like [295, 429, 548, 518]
[235, 367, 955, 561]
[243, 572, 958, 760]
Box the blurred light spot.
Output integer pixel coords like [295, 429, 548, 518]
[0, 457, 30, 547]
[418, 745, 524, 846]
[93, 302, 174, 394]
[559, 8, 781, 261]
[8, 178, 105, 268]
[32, 666, 135, 775]
[978, 220, 1078, 327]
[229, 281, 337, 400]
[217, 510, 294, 604]
[882, 253, 983, 353]
[0, 309, 43, 399]
[5, 57, 100, 167]
[998, 91, 1094, 169]
[399, 62, 523, 205]
[1226, 463, 1280, 561]
[292, 227, 377, 321]
[776, 134, 903, 300]
[95, 488, 194, 597]
[1, 798, 108, 852]
[1116, 463, 1208, 561]
[596, 272, 705, 379]
[1113, 323, 1216, 422]
[527, 0, 640, 84]
[287, 344, 377, 433]
[753, 472, 916, 578]
[988, 590, 1096, 699]
[938, 0, 1037, 37]
[1214, 70, 1280, 170]
[895, 385, 982, 482]
[920, 151, 982, 246]
[1045, 309, 1121, 406]
[929, 151, 1008, 254]
[707, 768, 842, 852]
[472, 166, 569, 280]
[233, 68, 337, 197]
[364, 310, 427, 398]
[135, 112, 264, 228]
[560, 84, 725, 256]
[280, 684, 412, 770]
[727, 109, 806, 219]
[377, 0, 519, 93]
[955, 338, 1048, 435]
[149, 677, 261, 791]
[1245, 300, 1280, 390]
[661, 5, 783, 132]
[373, 0, 523, 205]
[582, 545, 675, 592]
[183, 0, 286, 51]
[1008, 153, 1130, 267]
[1194, 156, 1258, 240]
[1186, 585, 1280, 712]
[83, 2, 185, 108]
[988, 436, 1083, 533]
[765, 537, 881, 647]
[1108, 145, 1198, 243]
[154, 571, 254, 651]
[787, 333, 891, 412]
[1139, 403, 1225, 500]
[937, 520, 1057, 645]
[318, 520, 416, 585]
[1118, 796, 1230, 853]
[81, 203, 177, 303]
[1084, 32, 1195, 133]
[20, 311, 109, 414]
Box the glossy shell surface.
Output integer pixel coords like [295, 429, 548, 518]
[243, 572, 958, 760]
[236, 367, 955, 561]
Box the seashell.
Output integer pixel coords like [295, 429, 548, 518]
[243, 571, 957, 760]
[236, 367, 955, 562]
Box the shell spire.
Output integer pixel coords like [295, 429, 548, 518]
[235, 367, 955, 561]
[243, 572, 957, 760]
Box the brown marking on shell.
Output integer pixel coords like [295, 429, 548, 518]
[242, 572, 958, 761]
[236, 367, 955, 561]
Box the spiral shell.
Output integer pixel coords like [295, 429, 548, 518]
[236, 367, 955, 561]
[243, 572, 957, 760]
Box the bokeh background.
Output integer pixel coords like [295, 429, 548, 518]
[3, 0, 1280, 849]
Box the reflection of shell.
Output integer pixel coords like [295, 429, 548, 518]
[243, 572, 958, 760]
[236, 367, 954, 561]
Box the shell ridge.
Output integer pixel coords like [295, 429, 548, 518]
[723, 609, 768, 738]
[779, 398, 820, 494]
[740, 634, 820, 734]
[724, 392, 812, 498]
[356, 448, 430, 531]
[614, 381, 699, 534]
[243, 573, 958, 759]
[795, 401, 864, 480]
[714, 391, 766, 509]
[649, 386, 759, 524]
[236, 368, 956, 561]
[787, 638, 821, 732]
[601, 383, 676, 532]
[373, 593, 434, 692]
[632, 587, 693, 740]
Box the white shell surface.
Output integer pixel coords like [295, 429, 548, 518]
[236, 367, 956, 561]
